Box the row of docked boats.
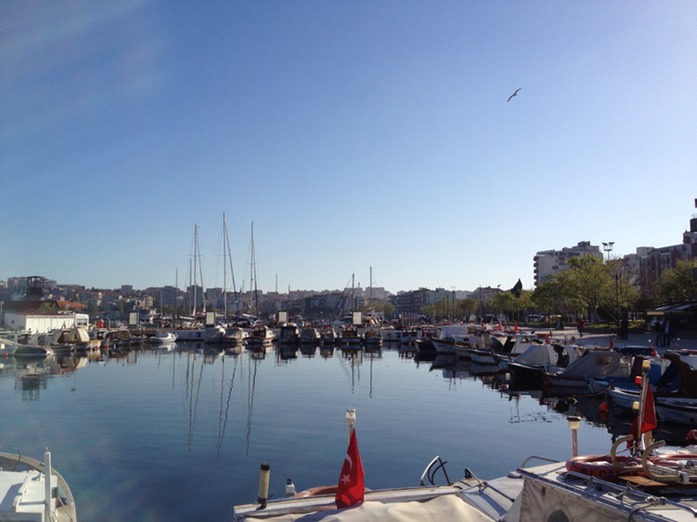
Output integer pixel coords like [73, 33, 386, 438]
[1, 326, 102, 358]
[416, 325, 697, 431]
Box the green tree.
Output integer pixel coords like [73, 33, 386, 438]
[457, 297, 479, 320]
[655, 260, 697, 304]
[532, 278, 565, 317]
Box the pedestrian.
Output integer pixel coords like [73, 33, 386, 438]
[577, 317, 585, 338]
[654, 318, 663, 347]
[663, 317, 671, 347]
[620, 314, 629, 340]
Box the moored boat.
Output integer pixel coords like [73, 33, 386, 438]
[0, 449, 77, 521]
[149, 331, 178, 344]
[247, 323, 275, 349]
[299, 327, 321, 345]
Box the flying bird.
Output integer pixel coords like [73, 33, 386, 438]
[507, 88, 521, 102]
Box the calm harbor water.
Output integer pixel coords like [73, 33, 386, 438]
[0, 341, 660, 521]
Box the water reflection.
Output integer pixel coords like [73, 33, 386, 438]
[4, 353, 94, 400]
[429, 352, 697, 445]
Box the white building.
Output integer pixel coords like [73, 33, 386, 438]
[533, 241, 603, 286]
[3, 311, 89, 333]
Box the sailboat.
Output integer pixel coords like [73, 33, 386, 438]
[245, 222, 275, 350]
[221, 212, 248, 350]
[173, 225, 221, 343]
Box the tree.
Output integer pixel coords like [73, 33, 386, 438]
[532, 278, 565, 317]
[655, 260, 697, 304]
[534, 255, 640, 323]
[457, 297, 479, 320]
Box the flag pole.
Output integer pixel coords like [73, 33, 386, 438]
[345, 408, 356, 443]
[635, 359, 651, 451]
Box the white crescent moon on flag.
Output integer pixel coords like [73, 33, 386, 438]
[345, 454, 353, 470]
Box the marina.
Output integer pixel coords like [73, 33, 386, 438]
[2, 328, 697, 520]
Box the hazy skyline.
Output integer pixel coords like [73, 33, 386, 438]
[2, 2, 695, 294]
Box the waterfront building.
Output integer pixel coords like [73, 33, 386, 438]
[533, 241, 603, 286]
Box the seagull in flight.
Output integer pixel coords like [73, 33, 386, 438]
[507, 88, 521, 102]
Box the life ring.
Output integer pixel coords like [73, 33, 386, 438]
[294, 485, 338, 498]
[294, 485, 371, 498]
[565, 454, 640, 480]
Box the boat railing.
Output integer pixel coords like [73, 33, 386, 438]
[517, 455, 563, 470]
[457, 467, 520, 503]
[419, 455, 452, 486]
[560, 468, 697, 517]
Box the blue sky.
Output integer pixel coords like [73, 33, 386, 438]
[2, 1, 695, 294]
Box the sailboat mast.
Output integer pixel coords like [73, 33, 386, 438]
[250, 221, 258, 316]
[197, 225, 205, 314]
[223, 213, 228, 319]
[192, 224, 198, 316]
[224, 213, 240, 315]
[189, 256, 194, 316]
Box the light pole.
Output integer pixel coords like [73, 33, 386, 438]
[0, 301, 3, 327]
[602, 241, 614, 262]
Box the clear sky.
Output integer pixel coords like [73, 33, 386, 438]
[2, 1, 695, 295]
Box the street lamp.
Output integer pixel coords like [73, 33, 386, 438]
[602, 242, 614, 262]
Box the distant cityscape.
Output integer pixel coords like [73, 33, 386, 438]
[1, 200, 695, 326]
[1, 209, 695, 325]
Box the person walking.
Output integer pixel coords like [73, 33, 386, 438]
[663, 317, 671, 347]
[654, 318, 663, 347]
[577, 317, 585, 338]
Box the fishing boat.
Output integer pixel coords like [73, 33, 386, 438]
[0, 449, 77, 521]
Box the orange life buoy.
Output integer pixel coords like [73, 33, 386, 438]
[294, 485, 338, 498]
[294, 485, 371, 498]
[565, 455, 640, 480]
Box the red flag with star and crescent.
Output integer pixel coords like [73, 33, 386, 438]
[335, 429, 364, 508]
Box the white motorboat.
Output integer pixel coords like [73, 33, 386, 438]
[0, 449, 77, 521]
[150, 331, 178, 344]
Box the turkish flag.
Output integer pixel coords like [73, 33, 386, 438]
[335, 429, 364, 509]
[630, 386, 658, 438]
